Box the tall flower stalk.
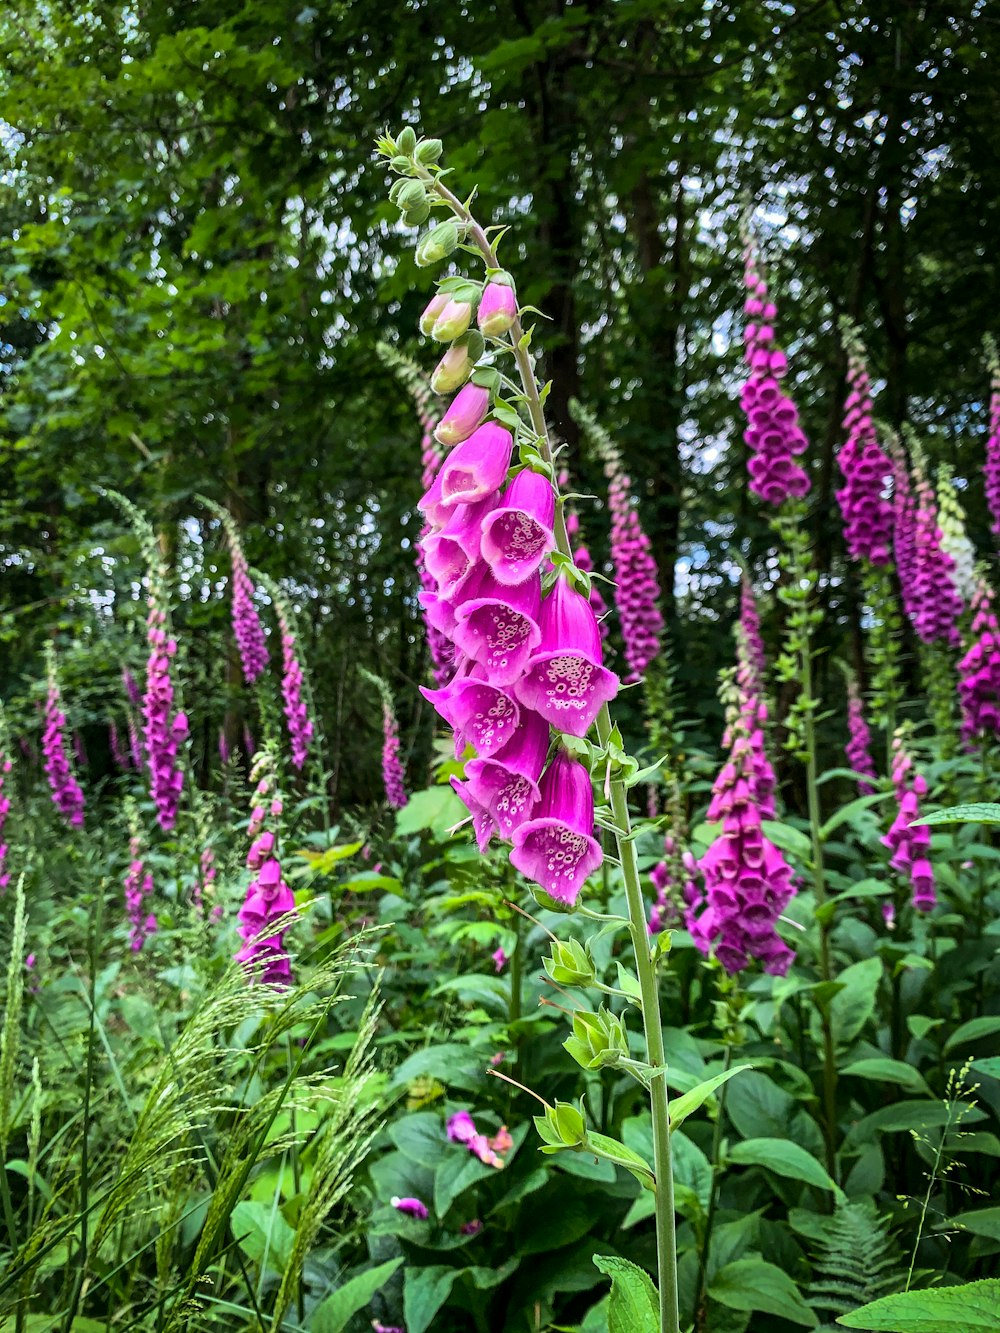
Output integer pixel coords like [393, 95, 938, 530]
[0, 703, 13, 892]
[256, 574, 315, 773]
[740, 234, 838, 1176]
[42, 644, 85, 830]
[983, 337, 1000, 542]
[845, 676, 878, 794]
[378, 128, 681, 1330]
[361, 670, 408, 810]
[957, 576, 1000, 747]
[237, 748, 295, 986]
[123, 797, 156, 951]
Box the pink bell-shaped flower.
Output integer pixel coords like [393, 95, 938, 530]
[464, 710, 549, 838]
[435, 424, 514, 510]
[420, 672, 521, 757]
[452, 569, 542, 685]
[515, 575, 619, 736]
[480, 470, 555, 585]
[477, 278, 517, 337]
[510, 750, 602, 904]
[434, 383, 491, 448]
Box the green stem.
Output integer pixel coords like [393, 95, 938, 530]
[426, 166, 680, 1332]
[694, 1040, 733, 1330]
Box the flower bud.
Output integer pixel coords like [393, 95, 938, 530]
[415, 138, 443, 164]
[396, 126, 417, 156]
[534, 1100, 587, 1151]
[478, 277, 517, 336]
[389, 155, 412, 174]
[563, 1007, 629, 1070]
[431, 298, 473, 342]
[402, 200, 430, 227]
[430, 333, 483, 394]
[434, 382, 490, 447]
[543, 937, 595, 986]
[419, 292, 450, 336]
[416, 220, 460, 267]
[396, 179, 427, 212]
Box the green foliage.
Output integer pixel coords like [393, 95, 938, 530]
[808, 1201, 903, 1318]
[836, 1280, 1000, 1331]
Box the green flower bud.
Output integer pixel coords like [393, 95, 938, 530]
[401, 201, 430, 227]
[431, 299, 473, 342]
[563, 1007, 629, 1071]
[397, 126, 417, 156]
[429, 331, 483, 394]
[389, 155, 413, 175]
[543, 937, 595, 987]
[388, 179, 408, 205]
[534, 1100, 587, 1152]
[415, 138, 443, 164]
[397, 180, 427, 212]
[416, 220, 460, 267]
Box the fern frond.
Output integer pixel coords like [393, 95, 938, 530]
[808, 1200, 904, 1317]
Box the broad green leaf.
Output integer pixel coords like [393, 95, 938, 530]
[841, 1057, 932, 1096]
[725, 1071, 825, 1157]
[592, 1254, 658, 1333]
[836, 1278, 1000, 1329]
[847, 1100, 986, 1145]
[820, 792, 889, 840]
[230, 1200, 295, 1273]
[389, 1043, 487, 1092]
[668, 1064, 752, 1132]
[972, 1057, 1000, 1079]
[913, 803, 1000, 827]
[404, 1265, 459, 1333]
[395, 785, 467, 838]
[949, 1207, 1000, 1241]
[762, 820, 813, 860]
[388, 1112, 448, 1169]
[312, 1258, 405, 1333]
[709, 1257, 818, 1327]
[726, 1137, 845, 1201]
[812, 956, 882, 1049]
[944, 1015, 1000, 1053]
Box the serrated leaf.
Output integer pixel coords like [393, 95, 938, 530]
[592, 1254, 658, 1333]
[836, 1279, 1000, 1329]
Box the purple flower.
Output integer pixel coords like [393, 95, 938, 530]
[42, 666, 85, 830]
[277, 609, 313, 771]
[835, 337, 894, 565]
[421, 669, 521, 758]
[447, 1110, 477, 1145]
[463, 710, 549, 841]
[142, 604, 186, 831]
[122, 667, 142, 706]
[431, 298, 473, 343]
[514, 575, 619, 736]
[740, 244, 810, 506]
[985, 348, 1000, 540]
[422, 423, 514, 518]
[236, 766, 296, 985]
[480, 470, 555, 586]
[390, 1196, 429, 1220]
[739, 577, 767, 694]
[434, 382, 491, 448]
[510, 750, 602, 905]
[451, 568, 542, 686]
[477, 277, 517, 337]
[607, 468, 663, 680]
[381, 698, 408, 810]
[124, 831, 156, 951]
[430, 339, 477, 394]
[460, 1218, 484, 1236]
[882, 731, 935, 911]
[846, 679, 878, 795]
[492, 947, 507, 972]
[230, 542, 269, 684]
[109, 721, 131, 771]
[909, 457, 962, 647]
[957, 579, 1000, 745]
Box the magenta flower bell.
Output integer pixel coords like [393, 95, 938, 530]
[480, 470, 555, 585]
[477, 277, 517, 336]
[452, 568, 542, 685]
[464, 710, 549, 838]
[434, 382, 491, 448]
[450, 774, 501, 851]
[420, 672, 521, 757]
[437, 423, 514, 510]
[510, 750, 602, 904]
[515, 575, 619, 736]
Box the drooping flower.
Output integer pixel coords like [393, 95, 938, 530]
[390, 1196, 429, 1220]
[229, 535, 270, 685]
[908, 452, 963, 647]
[276, 602, 313, 771]
[514, 575, 619, 736]
[462, 709, 549, 841]
[510, 750, 603, 905]
[123, 801, 156, 951]
[435, 382, 491, 448]
[421, 668, 521, 759]
[445, 1108, 509, 1168]
[984, 341, 1000, 540]
[835, 329, 894, 565]
[424, 422, 514, 517]
[492, 946, 507, 972]
[957, 578, 1000, 745]
[740, 242, 811, 506]
[882, 729, 935, 911]
[477, 275, 517, 337]
[845, 678, 878, 794]
[142, 602, 187, 831]
[236, 753, 295, 985]
[451, 568, 543, 686]
[42, 651, 85, 830]
[480, 470, 555, 586]
[687, 652, 796, 976]
[381, 698, 408, 809]
[739, 577, 767, 695]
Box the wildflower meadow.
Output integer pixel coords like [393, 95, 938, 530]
[1, 6, 1000, 1333]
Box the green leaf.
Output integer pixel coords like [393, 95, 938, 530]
[709, 1258, 818, 1327]
[913, 803, 1000, 827]
[312, 1258, 405, 1333]
[836, 1279, 1000, 1329]
[972, 1057, 1000, 1080]
[944, 1015, 1000, 1052]
[668, 1064, 752, 1132]
[847, 1100, 986, 1145]
[404, 1265, 460, 1333]
[726, 1137, 845, 1201]
[230, 1200, 295, 1273]
[388, 1112, 448, 1168]
[395, 785, 467, 838]
[812, 956, 882, 1049]
[762, 820, 813, 860]
[950, 1207, 1000, 1241]
[820, 792, 889, 840]
[592, 1254, 658, 1333]
[841, 1057, 932, 1096]
[584, 1130, 655, 1188]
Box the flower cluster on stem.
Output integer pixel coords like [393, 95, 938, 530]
[42, 647, 85, 829]
[907, 448, 963, 648]
[936, 465, 976, 605]
[264, 586, 314, 771]
[845, 677, 878, 794]
[957, 577, 1000, 746]
[236, 751, 295, 985]
[123, 799, 156, 951]
[984, 337, 1000, 541]
[0, 705, 12, 891]
[143, 600, 187, 831]
[835, 323, 894, 565]
[883, 729, 935, 912]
